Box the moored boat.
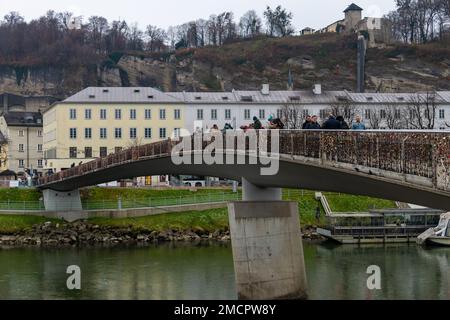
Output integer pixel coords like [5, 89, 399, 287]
[418, 212, 450, 246]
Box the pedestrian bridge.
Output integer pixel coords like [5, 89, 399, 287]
[38, 130, 450, 211]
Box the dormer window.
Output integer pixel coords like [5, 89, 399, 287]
[366, 97, 373, 101]
[397, 97, 405, 101]
[134, 89, 140, 93]
[102, 89, 109, 93]
[337, 96, 348, 102]
[222, 96, 229, 100]
[195, 96, 202, 100]
[89, 95, 95, 99]
[148, 95, 154, 99]
[289, 96, 300, 101]
[241, 96, 253, 102]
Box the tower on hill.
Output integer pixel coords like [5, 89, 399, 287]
[344, 3, 363, 32]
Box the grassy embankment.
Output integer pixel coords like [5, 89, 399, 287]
[0, 188, 396, 234]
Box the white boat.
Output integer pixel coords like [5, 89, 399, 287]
[418, 212, 450, 246]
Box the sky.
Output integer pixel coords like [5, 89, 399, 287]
[0, 0, 397, 31]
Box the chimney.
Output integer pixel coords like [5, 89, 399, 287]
[261, 84, 270, 95]
[313, 84, 322, 95]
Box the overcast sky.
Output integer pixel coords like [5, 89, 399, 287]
[1, 0, 397, 30]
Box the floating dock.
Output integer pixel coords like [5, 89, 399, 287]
[317, 209, 443, 244]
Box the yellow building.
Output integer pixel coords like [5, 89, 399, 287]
[43, 87, 184, 172]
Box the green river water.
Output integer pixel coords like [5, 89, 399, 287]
[0, 242, 449, 300]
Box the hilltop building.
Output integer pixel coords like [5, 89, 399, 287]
[316, 3, 392, 47]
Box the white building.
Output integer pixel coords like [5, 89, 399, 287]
[171, 85, 450, 132]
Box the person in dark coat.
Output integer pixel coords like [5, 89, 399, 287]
[322, 114, 341, 129]
[306, 115, 321, 129]
[302, 115, 312, 129]
[253, 116, 263, 129]
[336, 116, 350, 129]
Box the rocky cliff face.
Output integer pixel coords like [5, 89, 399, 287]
[0, 34, 449, 98]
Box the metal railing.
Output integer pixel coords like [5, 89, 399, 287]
[0, 191, 242, 212]
[38, 130, 450, 190]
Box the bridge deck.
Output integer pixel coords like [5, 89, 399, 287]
[39, 130, 450, 191]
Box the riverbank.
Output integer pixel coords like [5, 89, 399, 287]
[0, 210, 324, 246]
[0, 188, 397, 246]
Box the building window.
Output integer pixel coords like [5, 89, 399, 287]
[115, 109, 122, 120]
[145, 128, 152, 139]
[69, 147, 77, 159]
[130, 109, 137, 120]
[277, 109, 283, 119]
[364, 109, 371, 120]
[130, 128, 137, 139]
[173, 128, 181, 138]
[100, 128, 107, 139]
[409, 110, 416, 119]
[99, 147, 107, 157]
[115, 128, 122, 139]
[394, 109, 401, 119]
[159, 128, 167, 139]
[259, 109, 265, 119]
[225, 109, 231, 120]
[84, 147, 92, 158]
[439, 109, 445, 119]
[115, 147, 122, 153]
[37, 130, 43, 137]
[85, 109, 92, 120]
[174, 109, 181, 120]
[244, 109, 251, 120]
[380, 109, 386, 119]
[100, 109, 107, 120]
[85, 128, 92, 139]
[37, 159, 43, 168]
[37, 144, 43, 152]
[18, 130, 24, 137]
[145, 109, 152, 119]
[211, 109, 218, 120]
[70, 109, 77, 119]
[197, 109, 204, 120]
[70, 128, 77, 139]
[159, 109, 166, 120]
[18, 159, 24, 168]
[18, 144, 24, 152]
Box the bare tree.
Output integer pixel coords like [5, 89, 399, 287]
[127, 23, 144, 51]
[146, 25, 167, 52]
[86, 16, 109, 54]
[385, 105, 403, 129]
[404, 92, 438, 129]
[2, 11, 24, 27]
[279, 103, 307, 129]
[239, 10, 262, 38]
[368, 109, 382, 129]
[330, 99, 358, 126]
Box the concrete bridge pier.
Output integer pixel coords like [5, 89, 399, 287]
[42, 189, 85, 221]
[227, 178, 308, 300]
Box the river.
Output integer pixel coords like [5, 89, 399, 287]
[0, 242, 449, 300]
